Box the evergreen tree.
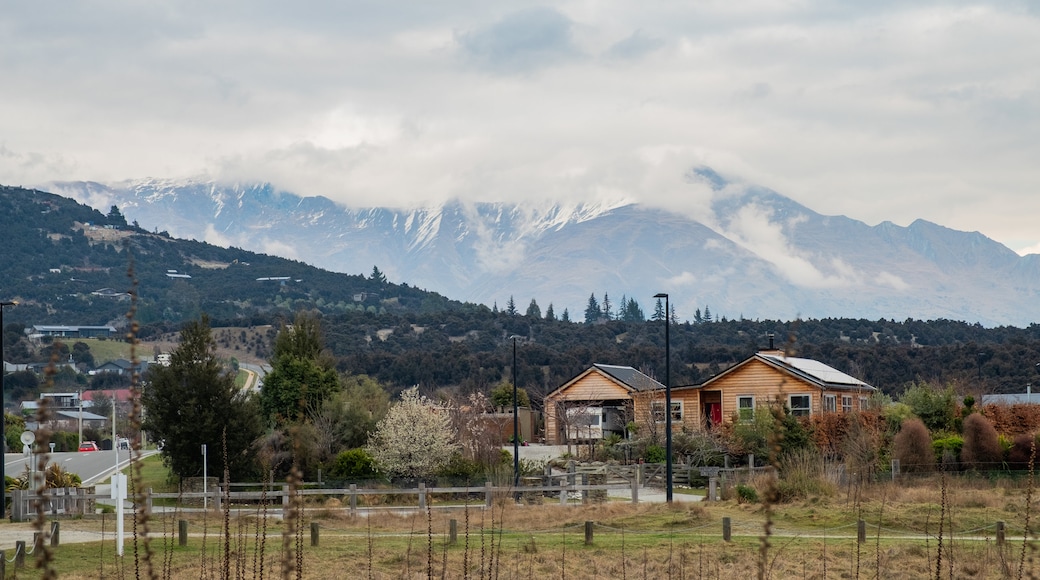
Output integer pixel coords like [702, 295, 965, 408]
[653, 298, 666, 321]
[584, 293, 601, 324]
[602, 293, 612, 320]
[525, 299, 541, 318]
[617, 294, 627, 321]
[505, 295, 518, 316]
[106, 205, 127, 226]
[623, 297, 645, 322]
[671, 305, 679, 325]
[561, 308, 571, 323]
[694, 308, 703, 324]
[370, 265, 387, 284]
[544, 303, 556, 321]
[142, 315, 262, 480]
[259, 312, 341, 423]
[703, 305, 712, 322]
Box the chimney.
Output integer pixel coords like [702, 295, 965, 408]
[768, 333, 775, 350]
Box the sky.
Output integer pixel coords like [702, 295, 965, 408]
[2, 1, 1039, 255]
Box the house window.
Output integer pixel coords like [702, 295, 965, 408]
[842, 395, 853, 413]
[737, 396, 755, 422]
[859, 396, 869, 411]
[789, 394, 811, 416]
[823, 394, 836, 413]
[652, 401, 683, 423]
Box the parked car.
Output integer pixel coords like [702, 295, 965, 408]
[78, 441, 99, 452]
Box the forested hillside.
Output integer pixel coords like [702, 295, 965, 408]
[3, 185, 1040, 402]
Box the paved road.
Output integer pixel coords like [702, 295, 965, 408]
[4, 448, 159, 486]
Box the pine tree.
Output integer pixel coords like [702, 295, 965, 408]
[561, 308, 571, 323]
[617, 294, 628, 321]
[703, 305, 712, 323]
[506, 295, 518, 316]
[370, 265, 387, 284]
[526, 299, 541, 318]
[694, 308, 703, 324]
[545, 303, 556, 321]
[584, 293, 601, 324]
[602, 293, 612, 320]
[624, 297, 645, 322]
[142, 315, 262, 480]
[653, 298, 665, 321]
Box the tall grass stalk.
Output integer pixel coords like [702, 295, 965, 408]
[33, 353, 57, 579]
[1021, 435, 1036, 580]
[936, 464, 947, 580]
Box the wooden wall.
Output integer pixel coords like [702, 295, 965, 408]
[543, 370, 633, 444]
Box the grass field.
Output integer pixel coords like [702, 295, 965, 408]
[6, 473, 1040, 579]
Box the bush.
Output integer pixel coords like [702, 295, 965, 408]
[1007, 433, 1040, 470]
[736, 484, 758, 504]
[900, 383, 957, 432]
[328, 448, 377, 480]
[892, 418, 935, 473]
[931, 433, 963, 468]
[644, 444, 666, 463]
[961, 413, 1001, 470]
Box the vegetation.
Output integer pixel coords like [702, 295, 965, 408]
[141, 315, 263, 480]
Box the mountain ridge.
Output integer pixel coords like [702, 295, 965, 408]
[43, 170, 1040, 327]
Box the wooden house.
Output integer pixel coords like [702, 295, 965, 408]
[633, 350, 876, 432]
[543, 364, 664, 445]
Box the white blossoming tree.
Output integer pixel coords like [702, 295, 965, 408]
[366, 387, 458, 479]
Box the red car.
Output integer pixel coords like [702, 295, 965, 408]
[78, 441, 99, 452]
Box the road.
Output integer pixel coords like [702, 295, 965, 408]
[3, 448, 157, 486]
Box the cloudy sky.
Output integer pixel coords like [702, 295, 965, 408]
[2, 1, 1038, 255]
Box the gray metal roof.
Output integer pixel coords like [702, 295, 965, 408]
[981, 393, 1040, 406]
[757, 353, 874, 391]
[592, 364, 665, 392]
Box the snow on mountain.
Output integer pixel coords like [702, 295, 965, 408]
[42, 171, 1040, 327]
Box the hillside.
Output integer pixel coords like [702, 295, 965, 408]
[0, 185, 471, 327]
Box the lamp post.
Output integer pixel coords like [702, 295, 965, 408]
[511, 335, 520, 492]
[1, 300, 17, 518]
[653, 293, 673, 503]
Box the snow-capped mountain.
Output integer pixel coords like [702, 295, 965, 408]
[44, 169, 1040, 326]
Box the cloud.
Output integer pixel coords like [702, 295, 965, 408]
[455, 7, 580, 73]
[604, 29, 665, 61]
[665, 271, 697, 287]
[715, 202, 863, 289]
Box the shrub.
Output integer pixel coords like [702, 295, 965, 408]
[328, 448, 377, 480]
[899, 383, 957, 432]
[1007, 433, 1040, 470]
[736, 484, 758, 504]
[932, 433, 963, 468]
[644, 444, 666, 463]
[892, 418, 935, 473]
[961, 413, 1001, 471]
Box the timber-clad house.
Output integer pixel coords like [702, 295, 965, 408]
[544, 351, 875, 444]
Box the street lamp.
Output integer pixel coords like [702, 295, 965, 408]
[1, 300, 17, 517]
[510, 335, 521, 493]
[653, 293, 673, 503]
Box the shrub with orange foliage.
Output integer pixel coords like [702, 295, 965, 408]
[960, 413, 1002, 470]
[892, 418, 935, 473]
[980, 403, 1040, 436]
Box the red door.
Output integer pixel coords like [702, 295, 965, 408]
[705, 403, 722, 428]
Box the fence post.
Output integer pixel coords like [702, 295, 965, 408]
[51, 521, 60, 547]
[748, 454, 754, 470]
[631, 474, 639, 504]
[349, 484, 358, 517]
[567, 461, 576, 487]
[147, 487, 153, 512]
[282, 485, 290, 520]
[310, 522, 319, 547]
[891, 459, 900, 481]
[419, 482, 427, 510]
[179, 520, 188, 546]
[708, 477, 718, 502]
[585, 521, 594, 545]
[449, 519, 458, 545]
[0, 550, 5, 578]
[857, 520, 866, 543]
[722, 517, 732, 542]
[581, 474, 589, 505]
[484, 481, 493, 508]
[997, 521, 1006, 545]
[15, 541, 25, 568]
[559, 480, 568, 506]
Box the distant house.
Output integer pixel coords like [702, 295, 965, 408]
[30, 325, 117, 339]
[543, 364, 665, 445]
[981, 391, 1040, 406]
[638, 349, 877, 432]
[93, 359, 149, 376]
